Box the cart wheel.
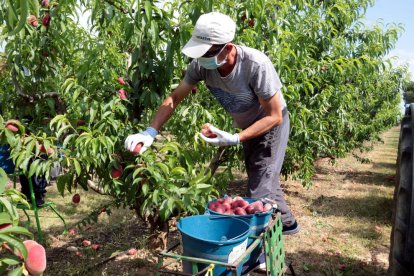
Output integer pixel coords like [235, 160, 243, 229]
[388, 104, 414, 275]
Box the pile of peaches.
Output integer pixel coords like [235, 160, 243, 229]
[208, 196, 273, 215]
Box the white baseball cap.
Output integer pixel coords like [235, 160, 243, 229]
[182, 12, 236, 59]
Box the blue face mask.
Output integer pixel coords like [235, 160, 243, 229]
[198, 46, 227, 70]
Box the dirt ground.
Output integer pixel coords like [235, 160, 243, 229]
[6, 126, 399, 275]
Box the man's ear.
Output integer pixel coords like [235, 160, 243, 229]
[225, 43, 233, 52]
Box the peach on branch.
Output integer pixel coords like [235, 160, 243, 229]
[41, 0, 49, 8]
[72, 193, 80, 204]
[27, 15, 38, 27]
[118, 89, 128, 100]
[118, 77, 126, 85]
[111, 165, 123, 179]
[5, 119, 20, 132]
[39, 144, 54, 155]
[25, 243, 46, 276]
[42, 13, 51, 27]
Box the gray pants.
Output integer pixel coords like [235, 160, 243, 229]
[242, 109, 296, 226]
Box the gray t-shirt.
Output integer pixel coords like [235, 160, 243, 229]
[184, 45, 286, 129]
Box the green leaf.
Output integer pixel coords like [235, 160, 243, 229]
[8, 0, 28, 36]
[0, 168, 7, 194]
[1, 255, 21, 266]
[0, 198, 18, 221]
[56, 174, 67, 196]
[7, 265, 23, 276]
[0, 234, 27, 259]
[0, 213, 12, 225]
[73, 159, 81, 176]
[0, 226, 33, 237]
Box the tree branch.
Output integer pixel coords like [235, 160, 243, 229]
[12, 70, 34, 102]
[87, 179, 109, 195]
[207, 147, 228, 176]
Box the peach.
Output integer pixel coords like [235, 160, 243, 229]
[208, 201, 218, 210]
[223, 197, 233, 204]
[233, 207, 247, 215]
[118, 89, 128, 100]
[25, 243, 46, 276]
[263, 203, 273, 212]
[23, 240, 39, 252]
[245, 205, 255, 214]
[222, 203, 231, 212]
[129, 143, 142, 154]
[91, 244, 100, 251]
[5, 123, 18, 132]
[42, 13, 51, 27]
[215, 205, 225, 214]
[72, 194, 80, 204]
[118, 77, 126, 85]
[201, 124, 217, 138]
[39, 144, 54, 155]
[82, 240, 91, 247]
[111, 165, 123, 179]
[0, 223, 12, 230]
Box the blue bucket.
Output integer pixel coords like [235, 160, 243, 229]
[0, 145, 15, 174]
[206, 197, 275, 270]
[178, 215, 251, 276]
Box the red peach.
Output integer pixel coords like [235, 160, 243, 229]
[41, 0, 49, 7]
[0, 223, 12, 230]
[233, 207, 247, 215]
[25, 243, 46, 276]
[201, 124, 217, 138]
[5, 123, 18, 132]
[245, 205, 255, 214]
[118, 77, 126, 85]
[118, 89, 128, 100]
[222, 203, 231, 212]
[215, 206, 225, 214]
[127, 248, 137, 255]
[91, 244, 101, 251]
[82, 240, 91, 247]
[111, 165, 123, 179]
[129, 143, 142, 155]
[72, 194, 80, 204]
[42, 14, 51, 27]
[223, 197, 233, 204]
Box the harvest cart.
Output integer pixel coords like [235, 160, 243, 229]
[156, 212, 285, 276]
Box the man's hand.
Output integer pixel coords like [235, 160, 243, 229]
[124, 127, 158, 153]
[199, 124, 239, 146]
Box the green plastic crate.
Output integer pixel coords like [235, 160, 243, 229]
[263, 213, 285, 275]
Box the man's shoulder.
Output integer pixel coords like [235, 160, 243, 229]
[237, 45, 271, 65]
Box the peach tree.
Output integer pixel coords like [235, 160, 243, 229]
[0, 0, 411, 242]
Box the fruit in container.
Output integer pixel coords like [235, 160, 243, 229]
[208, 196, 273, 214]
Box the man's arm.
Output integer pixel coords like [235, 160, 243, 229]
[150, 80, 194, 131]
[238, 91, 284, 142]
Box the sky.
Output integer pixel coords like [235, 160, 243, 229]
[364, 0, 414, 81]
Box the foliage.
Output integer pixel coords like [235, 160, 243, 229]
[0, 168, 33, 275]
[0, 0, 410, 227]
[403, 81, 414, 104]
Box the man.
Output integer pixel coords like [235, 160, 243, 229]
[125, 12, 299, 235]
